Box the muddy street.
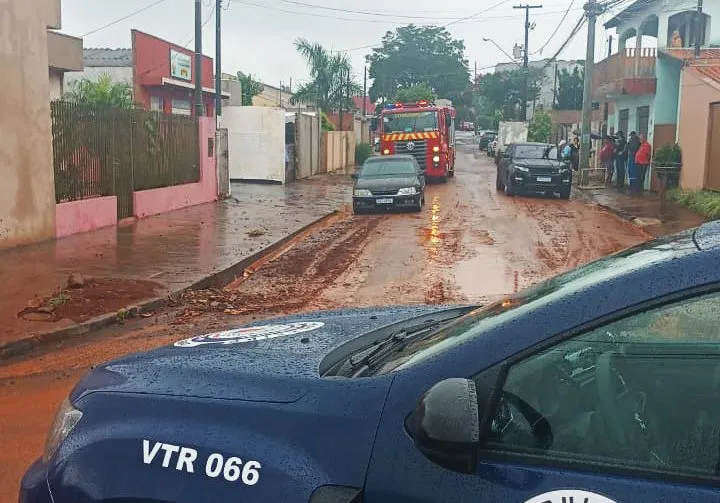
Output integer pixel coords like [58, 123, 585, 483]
[0, 142, 651, 500]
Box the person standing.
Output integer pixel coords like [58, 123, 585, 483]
[614, 131, 628, 187]
[627, 131, 641, 191]
[633, 133, 652, 193]
[569, 136, 580, 172]
[600, 136, 616, 186]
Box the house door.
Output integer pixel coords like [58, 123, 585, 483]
[706, 103, 720, 190]
[637, 106, 650, 136]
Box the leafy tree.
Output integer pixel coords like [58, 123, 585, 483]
[367, 25, 470, 106]
[476, 68, 543, 121]
[321, 111, 335, 131]
[528, 109, 553, 142]
[555, 67, 584, 110]
[63, 74, 134, 109]
[392, 83, 436, 103]
[237, 72, 265, 106]
[291, 39, 361, 112]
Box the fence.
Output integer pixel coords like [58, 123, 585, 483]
[321, 131, 355, 173]
[51, 101, 199, 215]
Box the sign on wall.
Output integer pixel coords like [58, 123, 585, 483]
[170, 49, 192, 81]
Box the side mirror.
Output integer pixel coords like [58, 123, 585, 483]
[406, 378, 480, 474]
[351, 172, 359, 180]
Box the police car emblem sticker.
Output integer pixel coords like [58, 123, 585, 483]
[174, 322, 325, 348]
[524, 489, 619, 503]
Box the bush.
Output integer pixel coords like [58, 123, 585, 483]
[321, 112, 335, 131]
[654, 143, 682, 166]
[355, 143, 373, 165]
[669, 189, 720, 219]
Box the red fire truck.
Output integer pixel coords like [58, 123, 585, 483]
[377, 100, 456, 181]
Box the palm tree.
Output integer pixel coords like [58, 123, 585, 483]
[63, 73, 134, 109]
[237, 72, 264, 106]
[291, 39, 360, 112]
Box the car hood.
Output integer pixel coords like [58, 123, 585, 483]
[355, 176, 419, 191]
[70, 306, 462, 405]
[514, 158, 564, 168]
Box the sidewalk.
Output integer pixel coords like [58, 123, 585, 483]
[0, 174, 352, 354]
[575, 187, 706, 237]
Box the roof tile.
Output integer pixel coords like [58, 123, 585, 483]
[83, 48, 132, 67]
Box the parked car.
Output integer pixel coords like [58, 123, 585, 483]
[478, 131, 497, 152]
[496, 142, 572, 199]
[21, 220, 720, 503]
[351, 155, 425, 213]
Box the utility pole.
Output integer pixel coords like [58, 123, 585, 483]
[363, 66, 368, 118]
[514, 4, 542, 120]
[695, 0, 704, 57]
[580, 0, 604, 180]
[346, 70, 351, 125]
[215, 0, 222, 118]
[194, 0, 203, 118]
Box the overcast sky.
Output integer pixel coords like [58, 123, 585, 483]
[59, 0, 630, 88]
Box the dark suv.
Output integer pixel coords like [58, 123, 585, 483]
[478, 131, 497, 152]
[496, 142, 571, 199]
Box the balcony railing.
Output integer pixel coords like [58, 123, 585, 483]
[593, 48, 656, 97]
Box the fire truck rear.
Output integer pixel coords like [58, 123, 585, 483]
[378, 100, 456, 181]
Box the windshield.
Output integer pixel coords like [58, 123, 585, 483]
[365, 235, 688, 376]
[361, 160, 417, 177]
[515, 145, 553, 160]
[383, 111, 438, 133]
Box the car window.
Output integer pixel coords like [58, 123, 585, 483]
[485, 290, 720, 480]
[514, 145, 551, 159]
[361, 160, 417, 177]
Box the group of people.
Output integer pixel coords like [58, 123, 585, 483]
[599, 131, 652, 193]
[557, 131, 652, 194]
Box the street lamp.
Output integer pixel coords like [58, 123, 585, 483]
[482, 38, 523, 68]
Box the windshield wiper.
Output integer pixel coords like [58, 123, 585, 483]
[345, 312, 467, 374]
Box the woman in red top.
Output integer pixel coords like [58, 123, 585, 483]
[633, 134, 652, 193]
[599, 136, 616, 186]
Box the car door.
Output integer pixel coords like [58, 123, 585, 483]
[364, 289, 720, 502]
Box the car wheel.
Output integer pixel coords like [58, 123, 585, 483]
[496, 171, 505, 191]
[414, 198, 423, 212]
[559, 186, 571, 200]
[504, 177, 515, 196]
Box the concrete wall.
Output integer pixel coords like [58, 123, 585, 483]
[322, 131, 356, 173]
[222, 106, 286, 183]
[677, 69, 720, 190]
[0, 0, 60, 249]
[133, 117, 218, 218]
[655, 54, 682, 125]
[55, 196, 117, 238]
[296, 113, 320, 179]
[49, 68, 64, 99]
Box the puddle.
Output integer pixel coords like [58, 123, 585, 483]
[453, 249, 523, 300]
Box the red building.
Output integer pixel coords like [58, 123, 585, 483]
[131, 30, 228, 117]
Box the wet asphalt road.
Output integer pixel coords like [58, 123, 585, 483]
[0, 135, 651, 500]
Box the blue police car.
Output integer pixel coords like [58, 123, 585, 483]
[21, 221, 720, 503]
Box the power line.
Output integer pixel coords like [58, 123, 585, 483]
[231, 0, 581, 26]
[532, 0, 575, 55]
[81, 0, 172, 37]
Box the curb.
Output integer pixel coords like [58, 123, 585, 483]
[573, 189, 656, 240]
[0, 210, 345, 363]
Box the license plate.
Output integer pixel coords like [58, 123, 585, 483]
[376, 198, 393, 204]
[537, 176, 552, 183]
